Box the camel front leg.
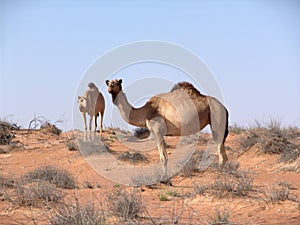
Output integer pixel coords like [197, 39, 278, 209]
[82, 112, 87, 142]
[158, 139, 168, 179]
[89, 115, 93, 141]
[147, 117, 168, 180]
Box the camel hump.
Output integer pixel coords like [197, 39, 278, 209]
[171, 82, 204, 97]
[88, 82, 98, 89]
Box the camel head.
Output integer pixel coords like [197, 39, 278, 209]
[106, 79, 122, 95]
[77, 96, 87, 112]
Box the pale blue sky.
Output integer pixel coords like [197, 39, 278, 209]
[1, 0, 300, 131]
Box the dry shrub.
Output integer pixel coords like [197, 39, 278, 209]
[264, 182, 298, 203]
[194, 162, 254, 198]
[28, 116, 62, 135]
[14, 180, 62, 207]
[0, 174, 15, 188]
[117, 151, 147, 164]
[229, 123, 246, 135]
[107, 188, 142, 220]
[130, 170, 162, 187]
[0, 175, 15, 201]
[78, 140, 110, 157]
[40, 122, 62, 135]
[66, 140, 79, 151]
[239, 120, 300, 162]
[23, 165, 76, 189]
[207, 208, 231, 225]
[49, 198, 106, 225]
[180, 151, 204, 178]
[133, 127, 150, 139]
[0, 120, 16, 145]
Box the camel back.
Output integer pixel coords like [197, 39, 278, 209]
[171, 82, 206, 98]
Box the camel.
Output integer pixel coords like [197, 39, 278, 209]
[106, 79, 229, 180]
[78, 82, 105, 140]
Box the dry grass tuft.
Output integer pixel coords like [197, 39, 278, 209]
[22, 165, 76, 189]
[107, 188, 143, 220]
[117, 151, 147, 164]
[194, 162, 254, 198]
[264, 181, 298, 203]
[48, 198, 106, 225]
[238, 120, 300, 162]
[0, 120, 16, 145]
[180, 151, 204, 178]
[28, 116, 62, 135]
[207, 208, 231, 225]
[133, 127, 150, 139]
[66, 140, 79, 151]
[13, 180, 62, 207]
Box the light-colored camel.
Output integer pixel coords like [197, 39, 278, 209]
[106, 79, 229, 180]
[78, 82, 105, 140]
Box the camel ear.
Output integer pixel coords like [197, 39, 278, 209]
[106, 80, 109, 86]
[78, 96, 81, 100]
[118, 79, 122, 84]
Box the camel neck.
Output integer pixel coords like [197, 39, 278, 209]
[113, 91, 147, 127]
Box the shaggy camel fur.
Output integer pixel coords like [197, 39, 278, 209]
[78, 82, 105, 140]
[106, 79, 229, 180]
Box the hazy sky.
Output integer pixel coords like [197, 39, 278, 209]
[1, 0, 300, 131]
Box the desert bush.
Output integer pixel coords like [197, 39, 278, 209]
[207, 208, 231, 225]
[78, 140, 110, 157]
[264, 182, 298, 203]
[66, 140, 79, 151]
[180, 151, 204, 178]
[0, 120, 16, 145]
[0, 175, 15, 201]
[238, 120, 300, 162]
[28, 116, 62, 135]
[130, 170, 162, 187]
[211, 162, 240, 177]
[229, 123, 246, 135]
[40, 122, 62, 135]
[238, 129, 259, 150]
[117, 151, 147, 164]
[14, 180, 62, 207]
[107, 188, 142, 220]
[49, 198, 106, 225]
[133, 127, 150, 139]
[279, 147, 300, 163]
[0, 174, 15, 188]
[23, 165, 76, 189]
[194, 163, 254, 198]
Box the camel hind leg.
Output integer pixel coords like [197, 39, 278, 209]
[94, 113, 99, 139]
[99, 112, 104, 138]
[208, 97, 229, 166]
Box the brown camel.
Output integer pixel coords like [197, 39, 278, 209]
[106, 79, 228, 179]
[78, 82, 105, 140]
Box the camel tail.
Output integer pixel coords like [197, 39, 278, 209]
[208, 97, 229, 144]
